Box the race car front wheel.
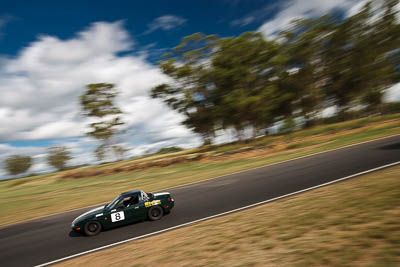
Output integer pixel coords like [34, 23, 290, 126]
[84, 221, 102, 236]
[148, 206, 164, 221]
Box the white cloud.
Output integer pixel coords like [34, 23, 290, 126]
[257, 0, 363, 38]
[0, 143, 44, 156]
[231, 2, 280, 27]
[257, 0, 400, 38]
[384, 83, 400, 102]
[0, 21, 201, 178]
[145, 15, 186, 34]
[347, 0, 369, 18]
[231, 16, 256, 27]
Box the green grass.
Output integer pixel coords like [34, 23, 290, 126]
[288, 113, 400, 138]
[1, 115, 400, 226]
[58, 164, 400, 267]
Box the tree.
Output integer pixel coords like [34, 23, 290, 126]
[212, 32, 282, 138]
[360, 0, 400, 113]
[152, 32, 282, 141]
[151, 33, 219, 144]
[47, 146, 71, 171]
[278, 2, 400, 121]
[80, 83, 125, 160]
[152, 2, 400, 143]
[94, 144, 106, 161]
[112, 145, 128, 161]
[323, 1, 399, 118]
[280, 16, 334, 126]
[4, 155, 32, 176]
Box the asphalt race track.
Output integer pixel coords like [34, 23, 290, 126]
[1, 135, 399, 266]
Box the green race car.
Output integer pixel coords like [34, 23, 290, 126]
[71, 190, 175, 236]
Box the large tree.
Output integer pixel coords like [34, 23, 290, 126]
[211, 32, 283, 138]
[279, 15, 334, 126]
[152, 2, 400, 143]
[47, 146, 71, 171]
[151, 33, 219, 144]
[152, 32, 283, 141]
[4, 155, 32, 176]
[80, 83, 125, 160]
[361, 0, 400, 114]
[278, 1, 400, 121]
[324, 1, 399, 117]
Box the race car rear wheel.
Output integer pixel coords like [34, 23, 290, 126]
[148, 206, 164, 221]
[84, 221, 102, 236]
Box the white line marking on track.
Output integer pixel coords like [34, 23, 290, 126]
[35, 160, 400, 267]
[3, 133, 399, 229]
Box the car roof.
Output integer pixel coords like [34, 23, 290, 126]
[120, 190, 142, 197]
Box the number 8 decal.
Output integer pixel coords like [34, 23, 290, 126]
[111, 211, 125, 222]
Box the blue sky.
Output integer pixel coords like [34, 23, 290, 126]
[2, 0, 397, 178]
[0, 0, 275, 60]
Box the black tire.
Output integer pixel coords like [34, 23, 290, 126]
[148, 206, 164, 221]
[84, 221, 102, 236]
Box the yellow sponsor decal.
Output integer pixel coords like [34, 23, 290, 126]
[145, 200, 161, 207]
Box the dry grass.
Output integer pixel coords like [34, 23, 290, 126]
[59, 165, 400, 267]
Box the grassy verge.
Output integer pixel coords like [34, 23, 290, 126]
[58, 165, 400, 267]
[1, 116, 400, 226]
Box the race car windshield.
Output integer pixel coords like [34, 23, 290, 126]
[105, 195, 122, 210]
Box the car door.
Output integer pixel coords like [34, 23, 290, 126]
[107, 205, 129, 228]
[124, 198, 147, 223]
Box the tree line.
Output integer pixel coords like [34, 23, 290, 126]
[3, 83, 125, 176]
[3, 82, 129, 176]
[151, 1, 400, 143]
[3, 147, 71, 176]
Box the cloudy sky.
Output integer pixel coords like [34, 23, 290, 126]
[0, 0, 397, 178]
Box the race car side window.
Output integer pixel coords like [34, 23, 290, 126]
[132, 195, 139, 204]
[122, 197, 132, 207]
[121, 194, 140, 207]
[141, 191, 149, 201]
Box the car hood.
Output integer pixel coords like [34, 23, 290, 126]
[72, 205, 105, 224]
